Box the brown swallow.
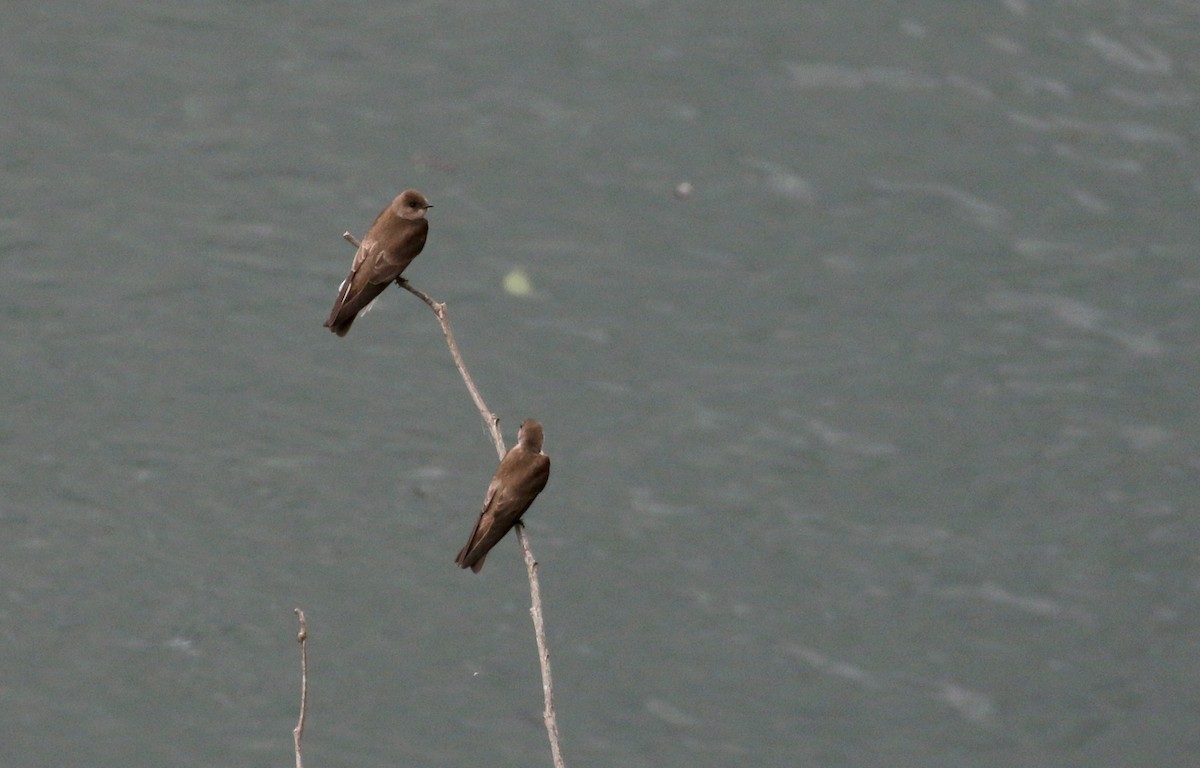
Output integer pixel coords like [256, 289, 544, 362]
[324, 189, 432, 337]
[455, 419, 552, 573]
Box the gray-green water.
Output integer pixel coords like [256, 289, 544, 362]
[2, 2, 1198, 766]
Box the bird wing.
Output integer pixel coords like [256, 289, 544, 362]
[367, 226, 427, 285]
[470, 479, 505, 543]
[455, 479, 502, 568]
[520, 454, 551, 499]
[327, 242, 372, 316]
[474, 454, 548, 541]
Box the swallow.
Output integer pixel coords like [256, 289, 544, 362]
[324, 189, 431, 336]
[455, 419, 552, 573]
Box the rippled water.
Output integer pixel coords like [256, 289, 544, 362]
[2, 2, 1198, 766]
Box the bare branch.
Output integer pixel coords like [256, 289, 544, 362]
[394, 278, 505, 458]
[516, 524, 565, 768]
[407, 286, 564, 766]
[341, 231, 565, 768]
[293, 608, 309, 768]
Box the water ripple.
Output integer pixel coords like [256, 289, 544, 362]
[1084, 30, 1173, 75]
[986, 290, 1164, 356]
[871, 179, 1009, 229]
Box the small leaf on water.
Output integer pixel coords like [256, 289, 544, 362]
[503, 268, 534, 297]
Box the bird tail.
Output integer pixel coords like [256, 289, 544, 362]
[455, 543, 486, 573]
[324, 316, 353, 337]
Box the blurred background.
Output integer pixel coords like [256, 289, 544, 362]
[2, 1, 1197, 766]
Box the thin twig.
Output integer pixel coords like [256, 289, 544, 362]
[516, 524, 565, 768]
[342, 231, 502, 454]
[293, 608, 309, 768]
[395, 279, 505, 458]
[341, 232, 566, 768]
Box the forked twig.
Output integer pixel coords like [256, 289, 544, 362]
[341, 231, 565, 768]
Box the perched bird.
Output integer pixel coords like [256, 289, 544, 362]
[324, 189, 432, 336]
[456, 419, 552, 573]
